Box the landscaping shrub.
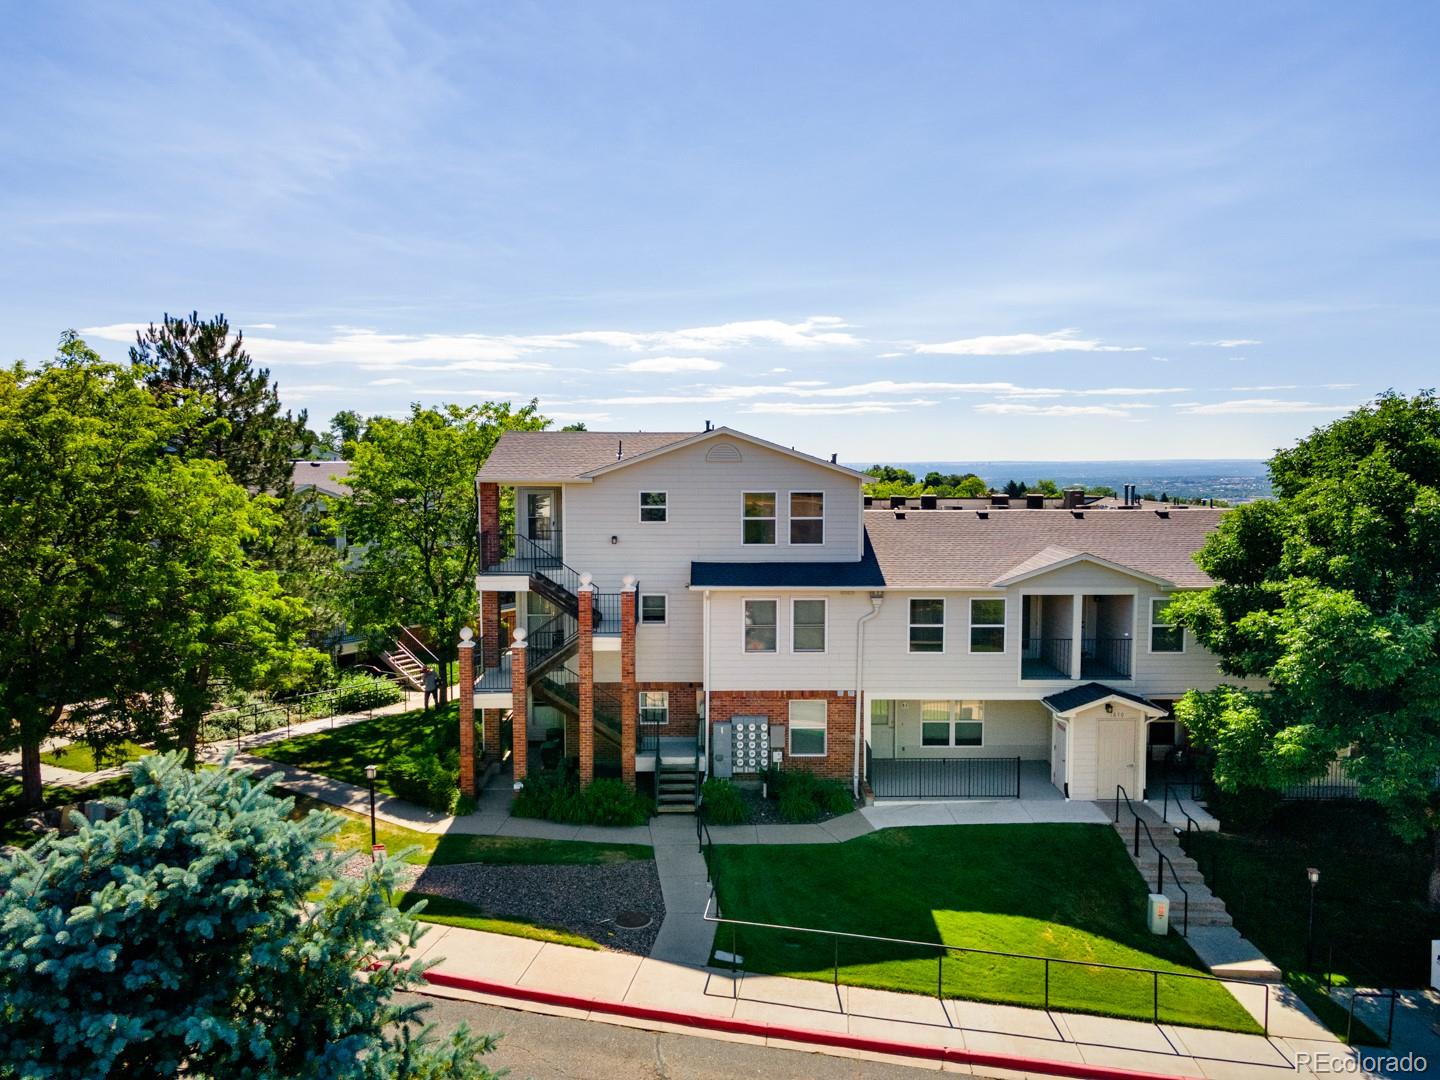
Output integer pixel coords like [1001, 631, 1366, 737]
[700, 777, 747, 825]
[580, 778, 652, 826]
[1208, 785, 1282, 833]
[512, 770, 650, 826]
[388, 748, 460, 815]
[815, 777, 856, 816]
[772, 769, 855, 822]
[331, 672, 405, 715]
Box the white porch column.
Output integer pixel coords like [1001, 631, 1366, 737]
[1069, 595, 1084, 680]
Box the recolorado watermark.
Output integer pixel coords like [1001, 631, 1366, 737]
[1295, 1051, 1428, 1074]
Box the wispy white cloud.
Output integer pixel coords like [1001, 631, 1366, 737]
[614, 355, 723, 374]
[876, 351, 904, 359]
[249, 322, 277, 330]
[1175, 398, 1356, 415]
[368, 377, 410, 386]
[1191, 339, 1262, 348]
[976, 402, 1141, 418]
[1230, 384, 1297, 391]
[566, 379, 1192, 408]
[915, 328, 1145, 356]
[744, 400, 938, 416]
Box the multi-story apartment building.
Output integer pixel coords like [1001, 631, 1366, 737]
[458, 426, 1241, 810]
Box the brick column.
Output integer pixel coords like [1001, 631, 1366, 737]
[577, 576, 596, 786]
[457, 629, 477, 798]
[483, 707, 502, 759]
[481, 590, 501, 670]
[620, 576, 638, 789]
[479, 482, 500, 566]
[510, 627, 528, 781]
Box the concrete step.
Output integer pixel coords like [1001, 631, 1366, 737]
[656, 803, 695, 814]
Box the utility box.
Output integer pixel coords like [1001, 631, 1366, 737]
[731, 717, 770, 774]
[1147, 893, 1170, 935]
[712, 721, 733, 778]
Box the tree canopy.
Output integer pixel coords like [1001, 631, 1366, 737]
[1169, 391, 1440, 894]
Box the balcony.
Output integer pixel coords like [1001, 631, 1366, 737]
[1021, 636, 1072, 680]
[1081, 636, 1132, 680]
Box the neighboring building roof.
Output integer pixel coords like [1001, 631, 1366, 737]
[1042, 682, 1168, 717]
[863, 507, 1223, 589]
[989, 546, 1176, 589]
[291, 459, 351, 496]
[691, 536, 886, 590]
[476, 431, 696, 483]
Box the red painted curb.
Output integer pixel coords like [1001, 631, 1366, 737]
[422, 970, 1191, 1080]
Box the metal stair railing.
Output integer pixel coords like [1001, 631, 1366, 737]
[525, 610, 578, 676]
[1114, 785, 1190, 937]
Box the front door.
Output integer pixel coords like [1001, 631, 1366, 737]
[1051, 719, 1068, 795]
[1096, 718, 1137, 800]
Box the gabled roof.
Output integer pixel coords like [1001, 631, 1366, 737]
[863, 507, 1221, 589]
[291, 459, 351, 497]
[578, 426, 869, 481]
[1042, 683, 1168, 718]
[989, 546, 1175, 589]
[476, 431, 696, 483]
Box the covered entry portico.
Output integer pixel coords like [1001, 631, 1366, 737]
[1042, 683, 1168, 801]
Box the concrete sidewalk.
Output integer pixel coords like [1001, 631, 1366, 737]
[406, 922, 1426, 1080]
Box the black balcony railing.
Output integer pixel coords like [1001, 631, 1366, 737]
[869, 756, 1021, 799]
[592, 592, 625, 634]
[1021, 636, 1072, 679]
[526, 610, 577, 672]
[1081, 636, 1132, 679]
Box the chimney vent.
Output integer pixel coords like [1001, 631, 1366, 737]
[894, 511, 906, 521]
[1071, 510, 1084, 520]
[1062, 486, 1086, 511]
[616, 439, 623, 461]
[976, 510, 989, 520]
[704, 420, 713, 432]
[830, 452, 837, 464]
[1025, 494, 1044, 510]
[920, 494, 937, 510]
[1155, 509, 1170, 519]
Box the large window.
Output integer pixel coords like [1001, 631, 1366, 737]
[909, 598, 945, 653]
[639, 491, 667, 523]
[788, 699, 827, 756]
[792, 598, 826, 653]
[789, 491, 824, 544]
[640, 593, 667, 624]
[1150, 597, 1184, 652]
[639, 691, 669, 725]
[744, 599, 778, 652]
[743, 492, 776, 544]
[920, 701, 984, 747]
[969, 598, 1006, 653]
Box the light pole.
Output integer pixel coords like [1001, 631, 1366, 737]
[1305, 866, 1321, 970]
[365, 764, 379, 858]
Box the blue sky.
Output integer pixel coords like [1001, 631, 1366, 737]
[3, 1, 1437, 461]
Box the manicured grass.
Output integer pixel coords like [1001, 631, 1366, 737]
[255, 703, 465, 796]
[39, 739, 151, 773]
[396, 891, 601, 950]
[0, 774, 134, 848]
[709, 824, 1259, 1032]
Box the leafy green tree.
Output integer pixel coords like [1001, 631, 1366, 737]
[864, 464, 915, 485]
[560, 421, 588, 432]
[0, 336, 180, 806]
[0, 753, 498, 1078]
[1030, 478, 1062, 496]
[1169, 391, 1440, 901]
[343, 402, 547, 703]
[131, 312, 312, 492]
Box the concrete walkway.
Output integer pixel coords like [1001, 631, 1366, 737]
[408, 922, 1438, 1079]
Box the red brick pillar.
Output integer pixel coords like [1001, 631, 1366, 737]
[620, 577, 638, 789]
[481, 590, 501, 670]
[479, 482, 500, 566]
[458, 629, 477, 798]
[483, 708, 502, 759]
[510, 628, 528, 781]
[577, 576, 596, 786]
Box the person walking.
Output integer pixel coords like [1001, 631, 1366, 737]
[423, 666, 439, 712]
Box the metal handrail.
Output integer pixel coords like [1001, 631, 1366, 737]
[592, 592, 624, 634]
[1114, 785, 1189, 937]
[1080, 636, 1132, 678]
[526, 610, 577, 672]
[397, 626, 439, 665]
[1161, 782, 1204, 831]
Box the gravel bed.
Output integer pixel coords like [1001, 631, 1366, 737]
[408, 860, 665, 956]
[337, 852, 423, 887]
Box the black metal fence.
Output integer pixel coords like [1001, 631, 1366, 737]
[592, 592, 625, 634]
[869, 755, 1021, 799]
[1081, 636, 1132, 678]
[1282, 759, 1362, 801]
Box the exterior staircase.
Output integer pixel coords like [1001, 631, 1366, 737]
[381, 634, 432, 691]
[656, 758, 699, 814]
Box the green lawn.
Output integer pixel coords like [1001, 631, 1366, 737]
[709, 824, 1259, 1032]
[255, 703, 467, 796]
[0, 774, 134, 848]
[395, 891, 601, 951]
[39, 739, 151, 773]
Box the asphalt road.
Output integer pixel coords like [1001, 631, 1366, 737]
[400, 992, 947, 1079]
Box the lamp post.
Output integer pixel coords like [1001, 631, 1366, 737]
[365, 764, 379, 858]
[1305, 866, 1321, 970]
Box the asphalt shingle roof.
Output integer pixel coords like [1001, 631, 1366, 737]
[1042, 682, 1166, 715]
[863, 507, 1222, 589]
[691, 536, 886, 589]
[476, 431, 697, 482]
[290, 459, 351, 496]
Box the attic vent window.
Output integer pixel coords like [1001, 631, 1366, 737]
[705, 442, 742, 463]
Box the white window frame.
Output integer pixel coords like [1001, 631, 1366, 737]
[787, 699, 827, 757]
[968, 596, 1006, 654]
[638, 690, 669, 725]
[908, 597, 946, 654]
[639, 593, 668, 625]
[741, 491, 777, 545]
[791, 597, 827, 654]
[1148, 596, 1185, 654]
[638, 490, 667, 524]
[919, 700, 985, 747]
[742, 597, 778, 653]
[788, 490, 824, 546]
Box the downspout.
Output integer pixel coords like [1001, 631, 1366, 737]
[702, 589, 712, 773]
[853, 593, 883, 798]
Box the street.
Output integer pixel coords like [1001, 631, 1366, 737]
[400, 992, 948, 1079]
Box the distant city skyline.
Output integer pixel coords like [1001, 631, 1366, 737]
[4, 2, 1436, 459]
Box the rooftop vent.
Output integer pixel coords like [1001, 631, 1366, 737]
[705, 442, 742, 463]
[830, 452, 838, 464]
[894, 511, 906, 521]
[976, 510, 989, 520]
[863, 496, 873, 507]
[991, 494, 1010, 508]
[616, 439, 623, 461]
[704, 419, 713, 432]
[920, 495, 937, 510]
[1062, 486, 1086, 511]
[1071, 510, 1084, 520]
[1026, 494, 1044, 509]
[1154, 509, 1170, 519]
[889, 496, 907, 509]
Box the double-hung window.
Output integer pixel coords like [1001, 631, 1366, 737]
[792, 598, 826, 652]
[788, 700, 827, 756]
[1150, 597, 1184, 652]
[920, 701, 984, 746]
[639, 691, 669, 725]
[909, 598, 945, 652]
[639, 491, 667, 523]
[969, 598, 1005, 653]
[640, 594, 667, 624]
[743, 492, 776, 544]
[789, 492, 824, 544]
[744, 599, 778, 653]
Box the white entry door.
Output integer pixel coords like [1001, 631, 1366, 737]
[1096, 719, 1138, 800]
[1051, 720, 1068, 794]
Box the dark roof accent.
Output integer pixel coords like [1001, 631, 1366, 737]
[1042, 683, 1166, 715]
[476, 430, 697, 482]
[691, 535, 885, 589]
[290, 459, 351, 496]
